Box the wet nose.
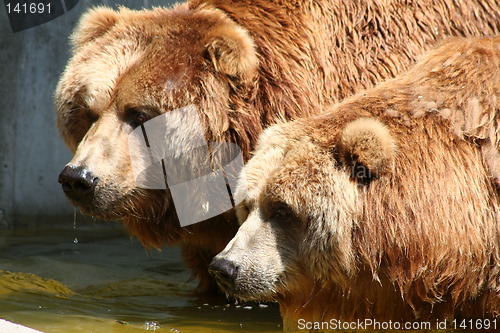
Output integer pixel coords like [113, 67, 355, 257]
[58, 165, 99, 199]
[209, 258, 239, 291]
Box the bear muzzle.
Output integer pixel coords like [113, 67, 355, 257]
[58, 164, 100, 201]
[208, 257, 240, 294]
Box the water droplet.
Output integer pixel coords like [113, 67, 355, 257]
[73, 238, 79, 244]
[143, 321, 160, 331]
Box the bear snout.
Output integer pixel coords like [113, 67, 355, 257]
[58, 165, 99, 201]
[208, 257, 240, 293]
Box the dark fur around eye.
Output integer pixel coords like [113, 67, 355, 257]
[64, 104, 97, 145]
[271, 202, 295, 220]
[124, 106, 154, 128]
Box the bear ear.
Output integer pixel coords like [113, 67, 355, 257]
[205, 24, 258, 81]
[339, 118, 396, 183]
[71, 6, 119, 48]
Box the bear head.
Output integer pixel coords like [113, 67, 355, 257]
[209, 117, 396, 300]
[55, 5, 258, 245]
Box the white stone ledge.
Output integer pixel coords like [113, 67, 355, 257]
[0, 319, 44, 333]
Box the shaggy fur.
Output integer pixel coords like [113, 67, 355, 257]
[56, 0, 500, 293]
[212, 37, 499, 331]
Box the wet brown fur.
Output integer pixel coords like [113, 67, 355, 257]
[56, 1, 499, 293]
[216, 37, 499, 330]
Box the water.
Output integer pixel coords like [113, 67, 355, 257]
[0, 220, 282, 333]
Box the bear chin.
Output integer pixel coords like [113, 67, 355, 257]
[72, 187, 172, 229]
[222, 274, 280, 301]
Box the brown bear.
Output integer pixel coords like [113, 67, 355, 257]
[55, 1, 500, 294]
[209, 36, 499, 331]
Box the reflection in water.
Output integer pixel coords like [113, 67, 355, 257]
[0, 221, 281, 333]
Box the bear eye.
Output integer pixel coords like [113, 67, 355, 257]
[135, 113, 149, 124]
[68, 102, 95, 120]
[85, 108, 98, 122]
[125, 106, 151, 128]
[271, 203, 293, 220]
[65, 103, 97, 146]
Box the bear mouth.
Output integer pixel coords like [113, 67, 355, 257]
[232, 282, 279, 302]
[64, 188, 129, 221]
[209, 267, 279, 302]
[64, 184, 170, 223]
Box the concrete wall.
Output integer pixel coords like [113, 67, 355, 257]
[0, 0, 176, 228]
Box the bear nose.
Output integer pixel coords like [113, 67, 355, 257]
[58, 165, 99, 199]
[209, 258, 239, 292]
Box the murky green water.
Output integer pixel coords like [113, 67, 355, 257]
[0, 220, 282, 333]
